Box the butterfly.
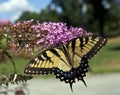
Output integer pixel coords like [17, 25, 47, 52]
[24, 35, 107, 92]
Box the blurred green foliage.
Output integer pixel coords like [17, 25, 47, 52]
[0, 58, 29, 75]
[90, 37, 120, 73]
[16, 0, 120, 37]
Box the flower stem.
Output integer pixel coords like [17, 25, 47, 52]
[4, 51, 17, 73]
[1, 34, 17, 73]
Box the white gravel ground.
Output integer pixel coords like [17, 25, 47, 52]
[2, 73, 120, 95]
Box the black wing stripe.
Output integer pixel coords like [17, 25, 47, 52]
[71, 38, 76, 52]
[43, 52, 50, 60]
[79, 37, 84, 50]
[38, 55, 44, 61]
[84, 37, 107, 58]
[49, 49, 61, 57]
[79, 37, 89, 50]
[85, 37, 89, 44]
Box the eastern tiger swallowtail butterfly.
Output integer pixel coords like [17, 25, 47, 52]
[24, 35, 107, 92]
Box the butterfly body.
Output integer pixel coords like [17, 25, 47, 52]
[24, 36, 107, 91]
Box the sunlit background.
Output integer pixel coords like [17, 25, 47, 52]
[0, 0, 120, 95]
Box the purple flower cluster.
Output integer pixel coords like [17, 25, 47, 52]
[32, 22, 91, 48]
[0, 19, 10, 25]
[0, 20, 92, 54]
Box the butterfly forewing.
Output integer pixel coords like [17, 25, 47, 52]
[24, 48, 72, 74]
[67, 36, 107, 61]
[62, 36, 107, 77]
[83, 36, 107, 58]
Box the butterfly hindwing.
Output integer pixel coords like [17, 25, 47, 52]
[52, 57, 89, 92]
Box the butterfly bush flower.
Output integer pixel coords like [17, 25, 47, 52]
[0, 20, 13, 55]
[0, 19, 10, 25]
[0, 20, 92, 54]
[32, 22, 91, 48]
[10, 20, 36, 53]
[0, 20, 37, 55]
[0, 19, 11, 38]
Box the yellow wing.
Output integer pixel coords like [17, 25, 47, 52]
[24, 48, 72, 74]
[66, 36, 107, 69]
[24, 36, 107, 74]
[24, 35, 107, 91]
